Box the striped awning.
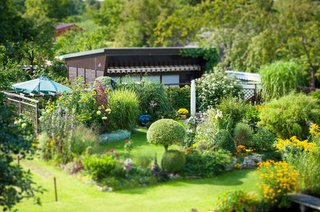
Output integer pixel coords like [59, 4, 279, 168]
[107, 65, 201, 74]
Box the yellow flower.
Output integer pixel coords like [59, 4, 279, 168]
[92, 90, 97, 96]
[96, 111, 101, 116]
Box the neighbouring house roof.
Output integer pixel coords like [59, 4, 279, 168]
[56, 23, 77, 30]
[226, 71, 261, 83]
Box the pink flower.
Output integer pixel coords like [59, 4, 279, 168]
[124, 139, 129, 143]
[115, 153, 119, 158]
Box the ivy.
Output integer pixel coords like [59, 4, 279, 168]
[179, 47, 219, 72]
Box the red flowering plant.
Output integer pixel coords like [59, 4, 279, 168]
[104, 148, 119, 159]
[124, 139, 133, 158]
[94, 80, 111, 131]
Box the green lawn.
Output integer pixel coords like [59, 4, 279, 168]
[15, 129, 260, 212]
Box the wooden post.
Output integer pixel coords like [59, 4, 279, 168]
[190, 80, 196, 117]
[54, 177, 58, 202]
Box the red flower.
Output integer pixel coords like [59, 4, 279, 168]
[109, 148, 114, 152]
[124, 139, 129, 143]
[115, 153, 119, 158]
[250, 206, 254, 211]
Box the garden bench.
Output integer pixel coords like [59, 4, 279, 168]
[289, 193, 320, 212]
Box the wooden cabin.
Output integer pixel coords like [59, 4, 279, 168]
[61, 47, 205, 86]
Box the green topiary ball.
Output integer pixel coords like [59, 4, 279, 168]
[161, 150, 186, 174]
[147, 119, 186, 151]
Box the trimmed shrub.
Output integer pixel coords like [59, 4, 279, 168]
[196, 70, 242, 111]
[147, 119, 186, 151]
[260, 61, 304, 101]
[70, 125, 98, 156]
[161, 150, 186, 174]
[252, 127, 276, 151]
[107, 89, 140, 131]
[233, 123, 254, 147]
[166, 85, 190, 110]
[259, 93, 320, 139]
[83, 155, 116, 181]
[116, 80, 175, 120]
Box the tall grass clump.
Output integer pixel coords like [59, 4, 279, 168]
[260, 61, 304, 101]
[70, 125, 98, 156]
[116, 79, 175, 120]
[107, 89, 140, 131]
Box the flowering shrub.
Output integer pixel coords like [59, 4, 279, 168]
[258, 160, 299, 208]
[275, 136, 317, 153]
[217, 190, 259, 212]
[196, 70, 242, 111]
[177, 108, 189, 115]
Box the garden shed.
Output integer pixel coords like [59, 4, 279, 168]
[60, 47, 205, 86]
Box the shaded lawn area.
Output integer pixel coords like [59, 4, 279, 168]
[17, 158, 259, 212]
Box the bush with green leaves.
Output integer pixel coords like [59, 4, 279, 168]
[259, 93, 320, 139]
[245, 105, 261, 126]
[194, 109, 236, 153]
[69, 125, 98, 156]
[83, 155, 116, 181]
[217, 97, 248, 132]
[233, 123, 254, 147]
[147, 119, 186, 151]
[0, 94, 43, 210]
[194, 109, 219, 149]
[107, 89, 140, 131]
[116, 80, 175, 120]
[166, 85, 190, 110]
[252, 127, 276, 152]
[260, 61, 304, 101]
[184, 149, 233, 177]
[161, 150, 186, 174]
[214, 129, 236, 154]
[196, 70, 242, 111]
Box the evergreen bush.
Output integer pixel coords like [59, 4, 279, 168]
[161, 150, 186, 174]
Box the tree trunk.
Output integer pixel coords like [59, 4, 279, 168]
[310, 66, 317, 91]
[164, 145, 168, 152]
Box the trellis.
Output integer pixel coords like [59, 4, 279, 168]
[3, 92, 39, 132]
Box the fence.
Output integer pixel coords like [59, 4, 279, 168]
[242, 84, 262, 104]
[2, 92, 40, 132]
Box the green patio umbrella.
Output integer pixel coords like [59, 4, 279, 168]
[12, 76, 71, 95]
